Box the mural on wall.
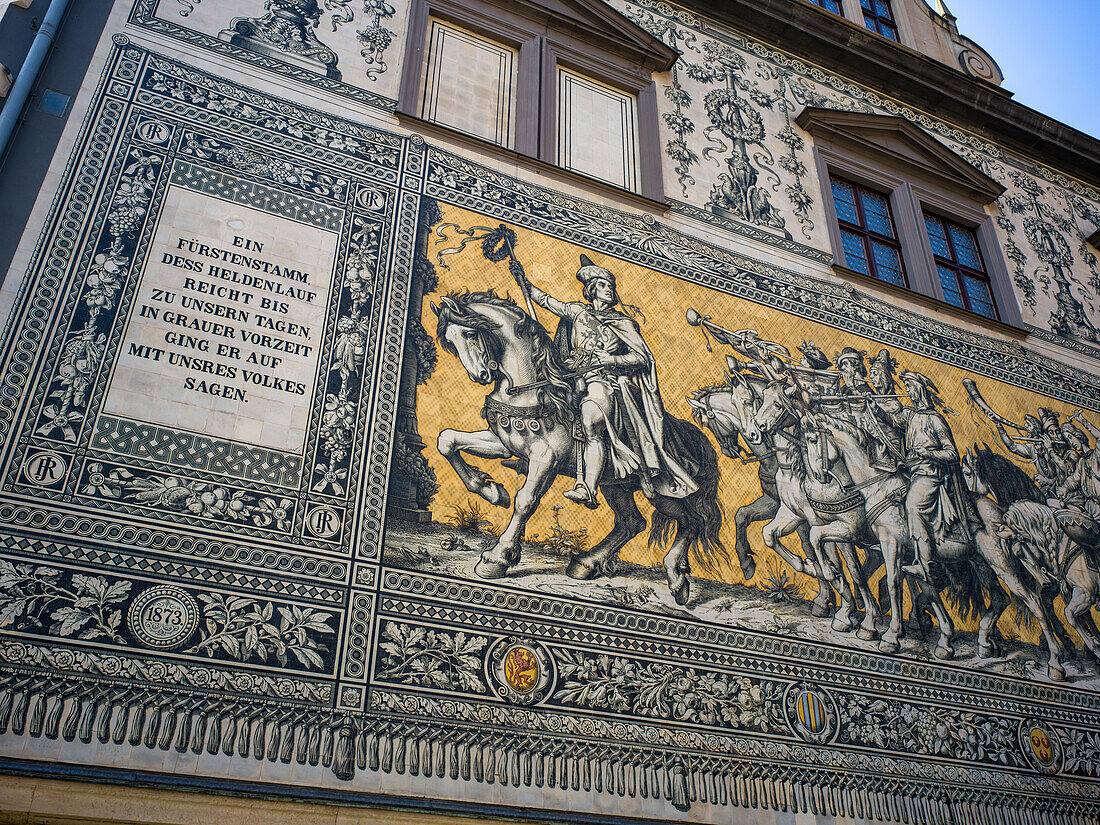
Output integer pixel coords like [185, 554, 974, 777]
[378, 175, 1100, 817]
[7, 33, 1100, 825]
[394, 199, 1100, 689]
[618, 0, 1100, 352]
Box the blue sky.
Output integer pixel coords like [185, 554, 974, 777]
[949, 0, 1100, 139]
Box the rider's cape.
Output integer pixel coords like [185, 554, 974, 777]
[554, 305, 699, 499]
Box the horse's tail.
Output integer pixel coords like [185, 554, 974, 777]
[941, 555, 996, 622]
[648, 416, 728, 575]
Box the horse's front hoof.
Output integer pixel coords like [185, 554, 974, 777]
[474, 557, 511, 579]
[933, 643, 955, 660]
[566, 557, 600, 580]
[669, 576, 690, 607]
[856, 626, 878, 642]
[738, 556, 756, 582]
[482, 482, 510, 509]
[1049, 663, 1067, 682]
[879, 638, 900, 654]
[831, 612, 855, 633]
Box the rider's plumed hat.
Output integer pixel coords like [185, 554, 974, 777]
[1038, 407, 1060, 425]
[797, 340, 832, 370]
[576, 254, 616, 291]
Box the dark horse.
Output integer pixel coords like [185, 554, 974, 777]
[433, 290, 726, 604]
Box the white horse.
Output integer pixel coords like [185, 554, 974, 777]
[957, 447, 1071, 680]
[748, 381, 865, 634]
[813, 415, 911, 652]
[998, 500, 1100, 666]
[433, 291, 727, 604]
[686, 362, 835, 615]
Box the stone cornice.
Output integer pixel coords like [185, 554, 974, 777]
[684, 0, 1100, 189]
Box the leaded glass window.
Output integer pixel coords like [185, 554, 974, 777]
[924, 213, 997, 319]
[860, 0, 899, 41]
[808, 0, 843, 16]
[830, 177, 906, 287]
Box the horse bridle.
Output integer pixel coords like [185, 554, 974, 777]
[700, 385, 775, 465]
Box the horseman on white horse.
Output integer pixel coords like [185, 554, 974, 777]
[897, 371, 981, 590]
[518, 255, 698, 509]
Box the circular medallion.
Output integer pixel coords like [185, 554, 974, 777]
[305, 505, 342, 539]
[486, 638, 554, 705]
[127, 585, 200, 650]
[1018, 718, 1063, 773]
[784, 683, 837, 745]
[22, 451, 67, 487]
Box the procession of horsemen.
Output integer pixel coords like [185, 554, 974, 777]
[430, 231, 1100, 682]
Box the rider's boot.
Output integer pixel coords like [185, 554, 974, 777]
[902, 538, 947, 590]
[564, 437, 603, 509]
[564, 481, 599, 510]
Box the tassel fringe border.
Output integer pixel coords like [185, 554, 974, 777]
[0, 672, 1096, 823]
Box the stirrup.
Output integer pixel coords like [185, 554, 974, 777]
[564, 482, 599, 510]
[903, 560, 946, 589]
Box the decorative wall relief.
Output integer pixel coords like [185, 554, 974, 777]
[7, 26, 1100, 825]
[131, 0, 403, 110]
[620, 0, 1100, 350]
[628, 10, 697, 198]
[353, 0, 398, 79]
[1007, 171, 1097, 340]
[217, 0, 396, 81]
[221, 0, 344, 80]
[683, 39, 786, 233]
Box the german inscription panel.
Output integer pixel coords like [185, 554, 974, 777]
[105, 186, 336, 451]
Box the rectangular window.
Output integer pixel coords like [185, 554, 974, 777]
[923, 213, 998, 319]
[808, 0, 844, 16]
[830, 177, 906, 287]
[557, 68, 639, 192]
[860, 0, 899, 40]
[419, 19, 518, 147]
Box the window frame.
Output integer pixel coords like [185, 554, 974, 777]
[397, 0, 667, 200]
[910, 183, 1016, 319]
[555, 65, 642, 191]
[808, 129, 1022, 328]
[816, 151, 935, 297]
[806, 0, 845, 17]
[858, 0, 899, 41]
[417, 17, 521, 149]
[829, 175, 909, 287]
[921, 210, 998, 319]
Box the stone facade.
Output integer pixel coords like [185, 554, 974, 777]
[2, 0, 1100, 822]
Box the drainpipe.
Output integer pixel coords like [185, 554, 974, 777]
[0, 0, 72, 164]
